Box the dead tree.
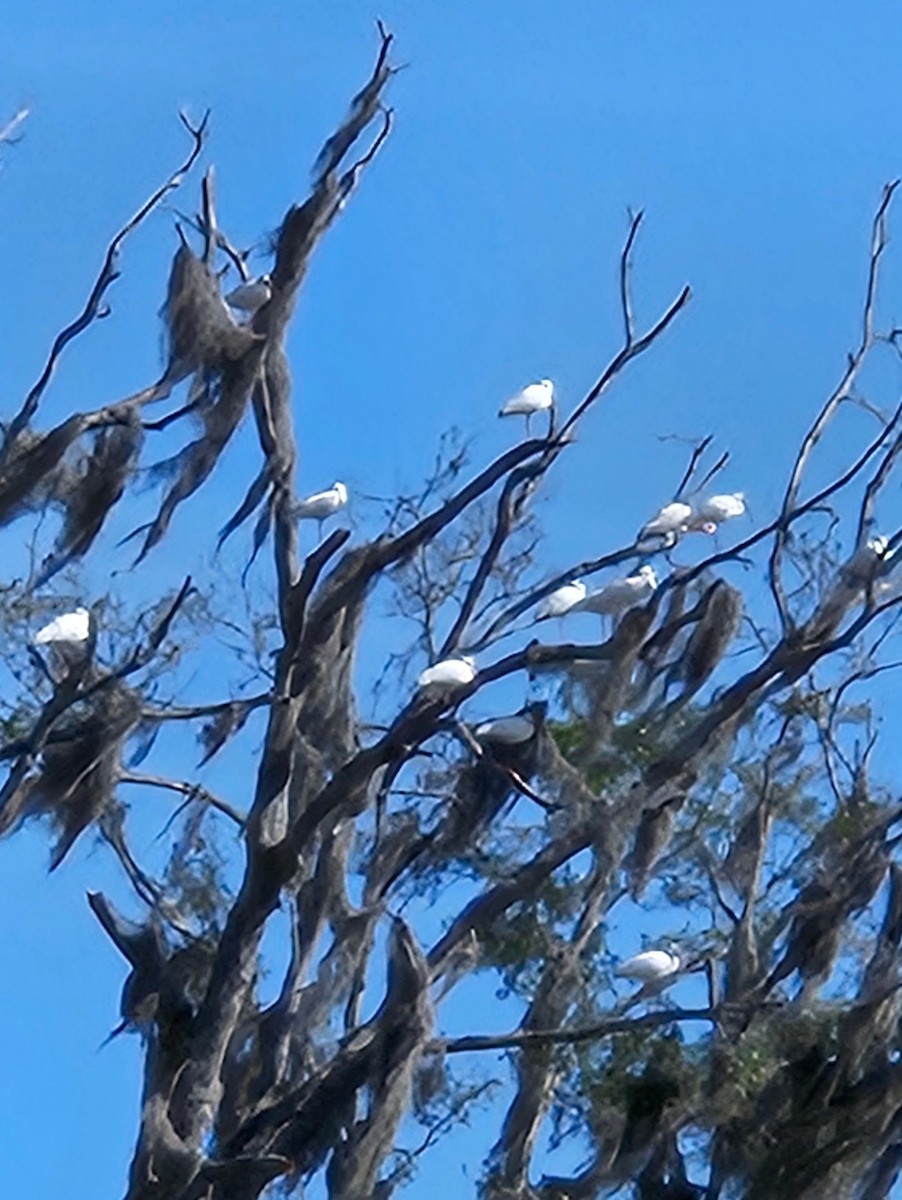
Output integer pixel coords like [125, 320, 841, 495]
[3, 30, 902, 1200]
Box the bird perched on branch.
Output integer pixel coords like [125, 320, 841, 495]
[225, 274, 272, 316]
[577, 565, 657, 623]
[809, 535, 893, 639]
[34, 607, 93, 679]
[615, 947, 682, 985]
[34, 607, 91, 648]
[689, 491, 746, 528]
[291, 482, 348, 539]
[417, 656, 477, 693]
[615, 947, 684, 1012]
[499, 379, 554, 434]
[536, 579, 587, 621]
[844, 535, 893, 584]
[638, 501, 694, 546]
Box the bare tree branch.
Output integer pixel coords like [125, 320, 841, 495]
[2, 111, 209, 455]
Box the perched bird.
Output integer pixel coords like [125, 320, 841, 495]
[638, 501, 694, 546]
[615, 948, 681, 985]
[225, 274, 272, 315]
[689, 492, 746, 529]
[475, 713, 536, 745]
[577, 565, 658, 620]
[499, 379, 554, 434]
[417, 656, 477, 692]
[844, 535, 892, 584]
[536, 580, 587, 620]
[34, 607, 91, 647]
[291, 482, 348, 539]
[34, 608, 94, 683]
[809, 535, 894, 639]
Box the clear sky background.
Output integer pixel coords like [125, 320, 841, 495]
[3, 3, 902, 1197]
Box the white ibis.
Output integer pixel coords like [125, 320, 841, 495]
[291, 482, 348, 539]
[34, 608, 91, 647]
[499, 379, 554, 434]
[577, 565, 657, 619]
[614, 948, 681, 985]
[475, 713, 535, 745]
[418, 656, 477, 692]
[536, 580, 587, 620]
[638, 501, 693, 545]
[225, 274, 272, 315]
[689, 492, 746, 529]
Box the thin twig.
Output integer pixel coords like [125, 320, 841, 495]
[619, 209, 644, 345]
[693, 449, 731, 497]
[556, 284, 692, 445]
[119, 770, 246, 828]
[141, 692, 272, 723]
[674, 435, 714, 500]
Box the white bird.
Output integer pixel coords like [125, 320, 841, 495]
[844, 535, 892, 583]
[577, 565, 658, 618]
[225, 274, 272, 315]
[499, 379, 554, 434]
[537, 580, 587, 620]
[839, 535, 895, 597]
[689, 492, 746, 528]
[810, 536, 894, 639]
[34, 607, 91, 647]
[475, 714, 535, 745]
[418, 656, 477, 692]
[34, 607, 92, 680]
[291, 482, 348, 539]
[614, 948, 681, 984]
[638, 501, 693, 544]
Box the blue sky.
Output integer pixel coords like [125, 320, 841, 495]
[3, 3, 902, 1197]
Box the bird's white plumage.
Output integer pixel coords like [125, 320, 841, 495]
[225, 275, 272, 314]
[577, 566, 657, 616]
[418, 656, 477, 690]
[292, 482, 348, 522]
[639, 501, 693, 540]
[499, 379, 554, 419]
[475, 714, 535, 744]
[537, 580, 587, 619]
[690, 492, 746, 526]
[847, 535, 891, 573]
[834, 535, 894, 592]
[614, 949, 681, 983]
[811, 536, 895, 636]
[34, 608, 90, 646]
